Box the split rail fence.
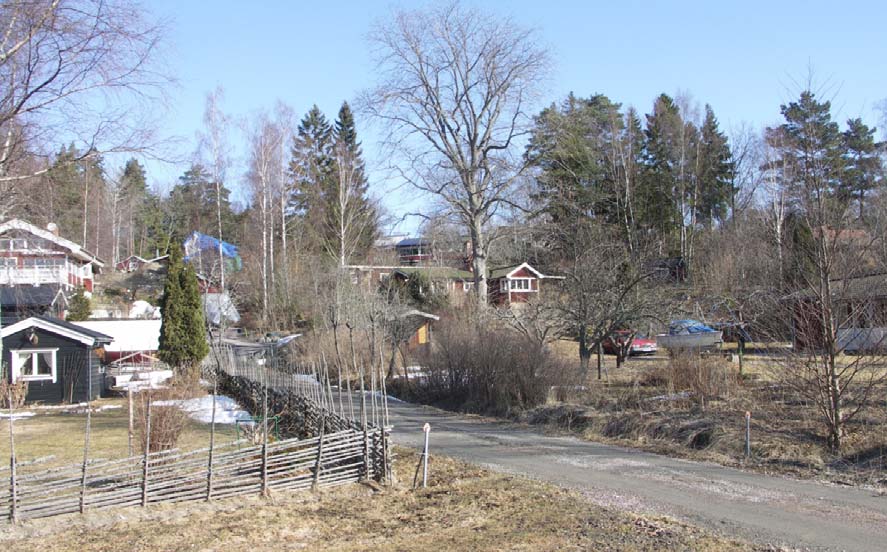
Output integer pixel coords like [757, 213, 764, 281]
[3, 346, 390, 522]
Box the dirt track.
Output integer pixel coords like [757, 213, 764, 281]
[387, 399, 887, 551]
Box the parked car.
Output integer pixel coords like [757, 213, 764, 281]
[602, 330, 658, 356]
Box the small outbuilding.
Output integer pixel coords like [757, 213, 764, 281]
[1, 316, 112, 404]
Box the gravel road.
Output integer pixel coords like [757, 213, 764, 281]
[387, 399, 887, 551]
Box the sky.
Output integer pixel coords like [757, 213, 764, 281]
[143, 0, 887, 234]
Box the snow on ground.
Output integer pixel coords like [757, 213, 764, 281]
[0, 411, 35, 420]
[154, 395, 252, 424]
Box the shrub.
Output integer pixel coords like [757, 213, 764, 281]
[641, 353, 738, 407]
[413, 316, 577, 416]
[135, 385, 194, 454]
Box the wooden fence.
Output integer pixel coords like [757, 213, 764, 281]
[3, 426, 385, 521]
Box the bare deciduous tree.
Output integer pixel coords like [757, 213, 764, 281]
[363, 1, 549, 306]
[0, 0, 171, 218]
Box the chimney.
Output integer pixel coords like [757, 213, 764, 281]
[46, 222, 59, 236]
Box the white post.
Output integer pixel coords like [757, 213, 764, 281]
[422, 423, 431, 488]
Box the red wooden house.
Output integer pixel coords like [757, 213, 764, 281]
[487, 262, 562, 306]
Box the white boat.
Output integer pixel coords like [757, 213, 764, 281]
[656, 331, 723, 350]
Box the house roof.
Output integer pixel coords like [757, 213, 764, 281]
[0, 219, 105, 267]
[396, 237, 430, 248]
[394, 266, 474, 280]
[489, 262, 545, 280]
[72, 319, 160, 353]
[1, 315, 113, 347]
[0, 285, 66, 308]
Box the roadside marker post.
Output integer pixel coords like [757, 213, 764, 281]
[422, 423, 431, 488]
[745, 411, 751, 458]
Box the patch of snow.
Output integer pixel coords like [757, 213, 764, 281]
[154, 395, 252, 424]
[0, 411, 34, 420]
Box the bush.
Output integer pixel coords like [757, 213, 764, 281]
[135, 385, 194, 454]
[641, 353, 738, 406]
[0, 379, 28, 410]
[412, 317, 577, 416]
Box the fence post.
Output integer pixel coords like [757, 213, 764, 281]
[79, 401, 92, 513]
[7, 385, 18, 524]
[312, 417, 326, 491]
[260, 365, 269, 497]
[141, 397, 152, 507]
[127, 386, 134, 457]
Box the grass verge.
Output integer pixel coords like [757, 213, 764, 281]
[0, 447, 759, 552]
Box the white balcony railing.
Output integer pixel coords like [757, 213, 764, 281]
[0, 267, 70, 288]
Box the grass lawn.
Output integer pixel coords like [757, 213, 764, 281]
[0, 447, 756, 552]
[0, 396, 240, 472]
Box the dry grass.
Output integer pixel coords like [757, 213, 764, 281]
[0, 447, 756, 552]
[533, 343, 887, 486]
[0, 396, 239, 471]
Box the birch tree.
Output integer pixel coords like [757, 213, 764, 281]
[364, 2, 549, 306]
[198, 87, 231, 291]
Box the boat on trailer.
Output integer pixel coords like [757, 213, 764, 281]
[656, 319, 723, 351]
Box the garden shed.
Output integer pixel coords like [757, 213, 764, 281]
[1, 316, 112, 404]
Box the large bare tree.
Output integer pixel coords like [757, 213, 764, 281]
[0, 0, 170, 218]
[363, 2, 549, 306]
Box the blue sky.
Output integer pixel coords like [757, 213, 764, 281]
[144, 0, 887, 233]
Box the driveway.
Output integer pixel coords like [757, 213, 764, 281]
[386, 400, 887, 551]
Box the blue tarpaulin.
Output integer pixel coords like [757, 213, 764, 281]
[183, 232, 242, 272]
[669, 319, 716, 335]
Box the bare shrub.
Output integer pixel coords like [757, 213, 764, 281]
[135, 385, 196, 454]
[641, 353, 738, 407]
[0, 379, 28, 410]
[415, 316, 579, 416]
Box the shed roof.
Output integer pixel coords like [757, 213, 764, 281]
[394, 266, 473, 280]
[73, 319, 160, 353]
[1, 315, 113, 346]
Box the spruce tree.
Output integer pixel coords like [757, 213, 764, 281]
[66, 287, 92, 321]
[288, 105, 334, 224]
[695, 105, 734, 226]
[330, 101, 376, 261]
[158, 244, 208, 373]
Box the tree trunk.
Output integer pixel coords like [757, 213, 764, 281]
[469, 218, 488, 307]
[578, 326, 590, 378]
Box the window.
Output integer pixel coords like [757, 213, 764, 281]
[0, 257, 16, 268]
[379, 272, 390, 282]
[23, 257, 65, 267]
[464, 281, 473, 292]
[509, 278, 533, 291]
[11, 349, 58, 383]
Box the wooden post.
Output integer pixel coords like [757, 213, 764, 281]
[596, 342, 603, 380]
[312, 417, 325, 491]
[206, 372, 217, 501]
[260, 365, 269, 497]
[79, 388, 92, 513]
[141, 397, 152, 507]
[7, 385, 18, 524]
[360, 367, 369, 480]
[127, 385, 134, 457]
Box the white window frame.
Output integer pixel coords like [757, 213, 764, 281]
[0, 257, 16, 268]
[509, 278, 534, 291]
[464, 281, 474, 292]
[11, 348, 59, 383]
[379, 272, 390, 282]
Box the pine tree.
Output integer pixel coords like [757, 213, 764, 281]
[841, 118, 883, 220]
[66, 287, 92, 321]
[158, 244, 208, 373]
